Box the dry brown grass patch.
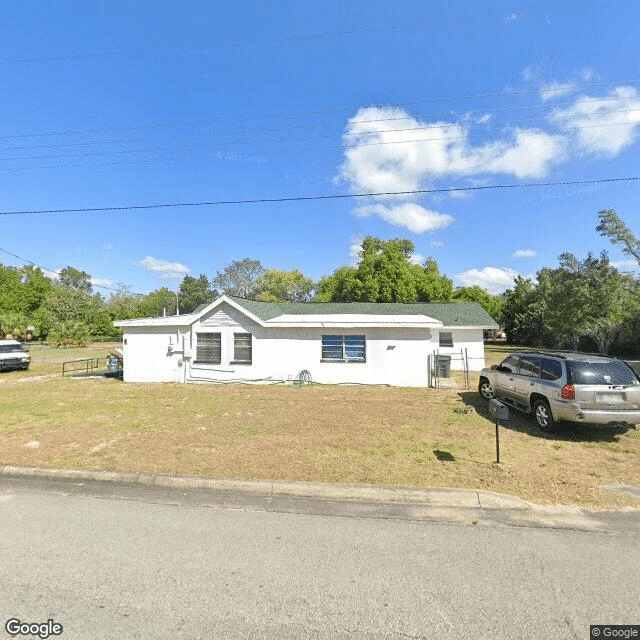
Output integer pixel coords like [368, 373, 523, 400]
[1, 346, 639, 508]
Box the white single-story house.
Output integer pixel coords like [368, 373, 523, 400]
[113, 295, 498, 387]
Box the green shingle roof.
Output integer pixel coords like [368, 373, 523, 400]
[226, 295, 497, 327]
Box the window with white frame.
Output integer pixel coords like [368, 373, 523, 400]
[439, 331, 453, 348]
[196, 333, 221, 364]
[233, 333, 252, 363]
[321, 335, 366, 362]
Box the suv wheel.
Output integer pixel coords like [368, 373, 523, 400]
[478, 378, 494, 400]
[532, 398, 554, 431]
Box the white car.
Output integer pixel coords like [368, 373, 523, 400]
[0, 339, 31, 371]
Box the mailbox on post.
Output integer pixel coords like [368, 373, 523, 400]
[488, 399, 508, 464]
[489, 399, 509, 421]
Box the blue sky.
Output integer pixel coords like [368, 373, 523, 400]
[0, 0, 639, 296]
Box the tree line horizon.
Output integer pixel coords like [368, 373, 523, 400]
[0, 209, 638, 356]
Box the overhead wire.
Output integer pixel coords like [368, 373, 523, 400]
[0, 78, 639, 143]
[1, 103, 639, 155]
[0, 246, 144, 296]
[0, 115, 639, 165]
[0, 176, 638, 217]
[0, 3, 579, 67]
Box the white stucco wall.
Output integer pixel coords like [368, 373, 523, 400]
[120, 303, 487, 386]
[121, 325, 189, 383]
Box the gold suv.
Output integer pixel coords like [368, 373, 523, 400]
[478, 352, 640, 431]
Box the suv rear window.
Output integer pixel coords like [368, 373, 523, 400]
[540, 358, 562, 381]
[567, 360, 639, 386]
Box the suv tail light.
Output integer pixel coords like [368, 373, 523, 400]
[561, 384, 575, 400]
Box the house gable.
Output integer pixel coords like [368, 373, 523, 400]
[200, 305, 248, 329]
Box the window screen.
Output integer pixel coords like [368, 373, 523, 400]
[321, 335, 366, 361]
[196, 333, 221, 364]
[233, 333, 252, 363]
[439, 332, 453, 348]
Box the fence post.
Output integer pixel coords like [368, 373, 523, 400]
[465, 348, 469, 389]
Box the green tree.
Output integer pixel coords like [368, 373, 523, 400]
[39, 284, 110, 345]
[315, 237, 453, 303]
[178, 274, 216, 313]
[58, 266, 93, 292]
[105, 284, 141, 323]
[254, 269, 314, 302]
[18, 265, 52, 314]
[413, 258, 454, 302]
[500, 276, 548, 346]
[0, 264, 24, 315]
[501, 252, 633, 354]
[0, 263, 52, 337]
[0, 311, 29, 339]
[597, 209, 640, 265]
[452, 285, 502, 319]
[136, 287, 178, 317]
[315, 265, 361, 302]
[213, 258, 265, 299]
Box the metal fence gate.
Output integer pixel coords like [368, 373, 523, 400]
[428, 349, 471, 389]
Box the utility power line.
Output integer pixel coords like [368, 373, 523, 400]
[0, 4, 574, 67]
[0, 246, 143, 296]
[1, 116, 639, 165]
[2, 104, 639, 155]
[1, 80, 638, 142]
[1, 176, 638, 217]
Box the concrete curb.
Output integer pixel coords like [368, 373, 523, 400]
[2, 464, 640, 532]
[0, 463, 581, 511]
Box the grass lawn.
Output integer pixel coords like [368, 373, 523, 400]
[1, 343, 639, 508]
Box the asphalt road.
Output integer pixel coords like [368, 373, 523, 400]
[1, 480, 639, 639]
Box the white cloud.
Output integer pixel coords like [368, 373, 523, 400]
[540, 68, 598, 101]
[338, 106, 565, 234]
[521, 65, 539, 83]
[430, 240, 444, 248]
[409, 253, 426, 266]
[611, 258, 640, 271]
[340, 107, 565, 191]
[42, 268, 60, 280]
[456, 266, 524, 294]
[91, 277, 114, 287]
[139, 256, 190, 280]
[512, 249, 536, 259]
[338, 82, 640, 236]
[552, 86, 640, 155]
[355, 202, 454, 234]
[541, 81, 579, 102]
[349, 237, 363, 263]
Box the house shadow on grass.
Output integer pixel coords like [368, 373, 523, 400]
[457, 391, 635, 444]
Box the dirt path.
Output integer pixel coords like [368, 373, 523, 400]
[0, 373, 61, 385]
